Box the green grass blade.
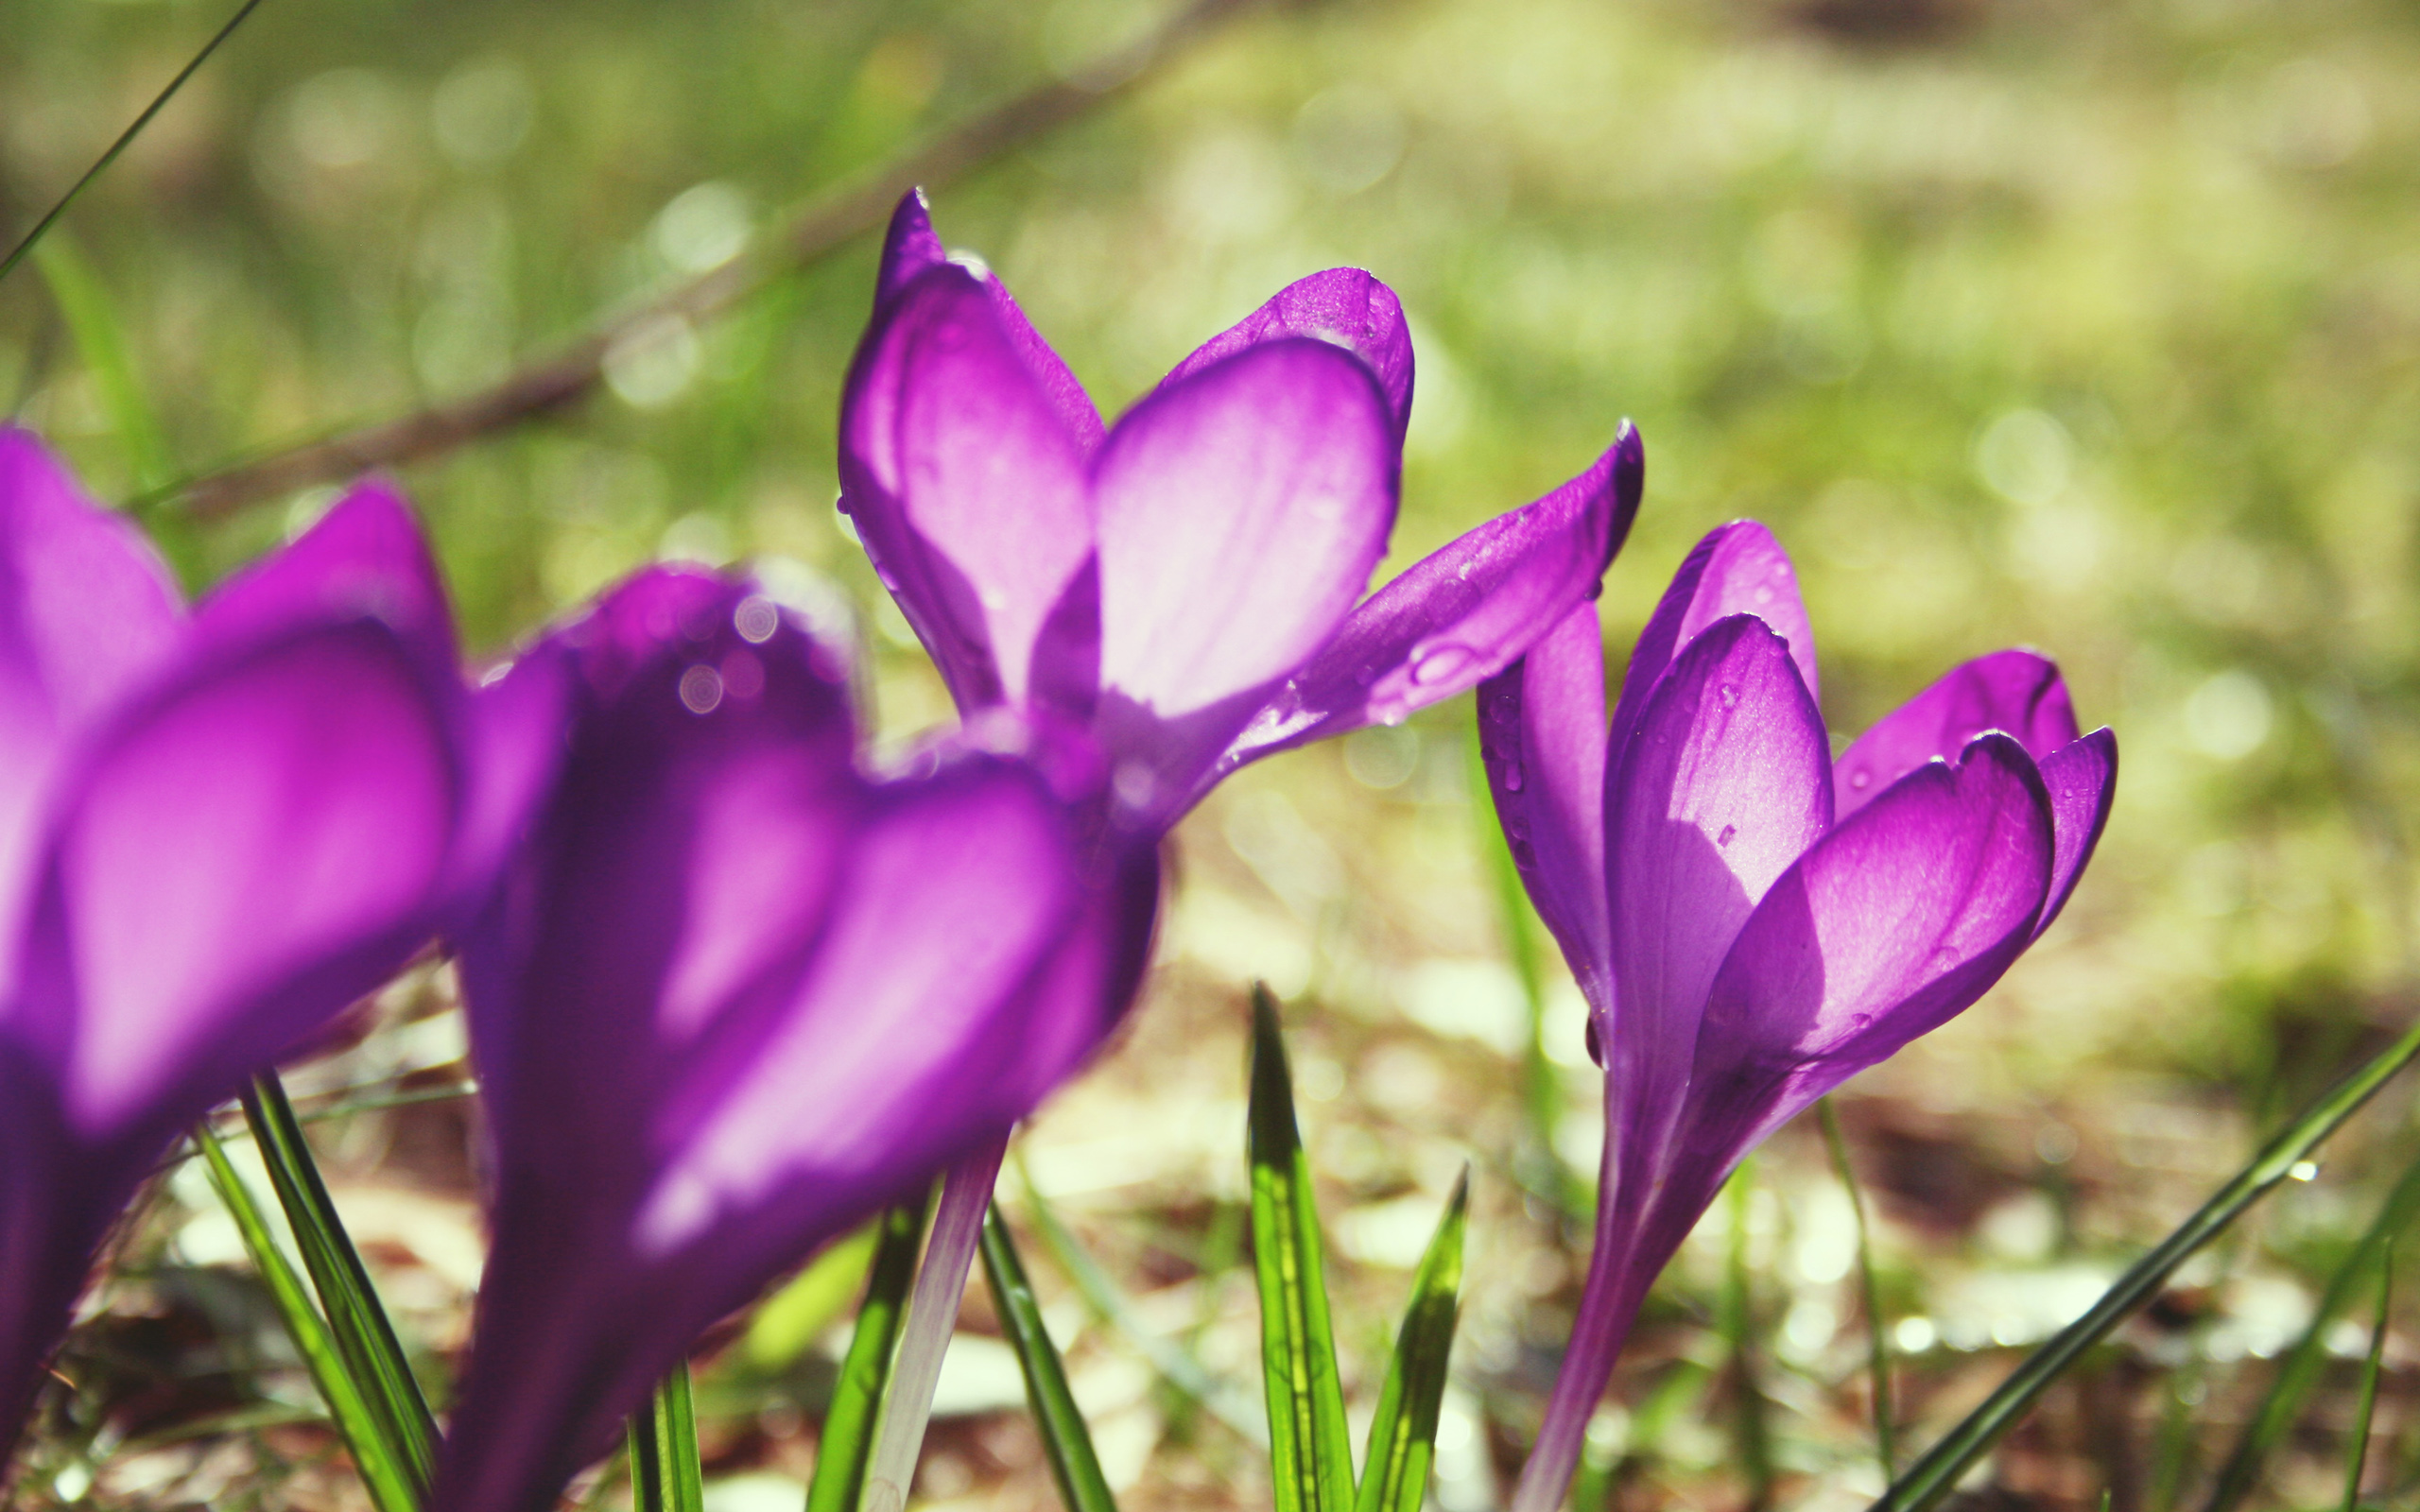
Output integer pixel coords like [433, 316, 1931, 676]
[0, 0, 270, 287]
[2342, 1242, 2392, 1512]
[804, 1196, 931, 1512]
[1354, 1169, 1469, 1512]
[192, 1122, 421, 1512]
[1013, 1159, 1268, 1447]
[1873, 1015, 2420, 1512]
[1820, 1098, 1896, 1479]
[1722, 1161, 1775, 1512]
[979, 1206, 1119, 1512]
[864, 1140, 1008, 1512]
[33, 234, 174, 494]
[241, 1072, 439, 1494]
[628, 1360, 706, 1512]
[2203, 1142, 2420, 1512]
[745, 1221, 883, 1375]
[1246, 984, 1356, 1512]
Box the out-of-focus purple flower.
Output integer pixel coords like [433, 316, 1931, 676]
[840, 191, 1643, 828]
[0, 430, 562, 1457]
[1478, 521, 2118, 1512]
[434, 565, 1159, 1512]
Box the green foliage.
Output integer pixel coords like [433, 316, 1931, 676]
[1352, 1169, 1466, 1512]
[627, 1362, 705, 1512]
[743, 1221, 883, 1375]
[804, 1197, 931, 1512]
[1247, 985, 1357, 1512]
[979, 1207, 1118, 1512]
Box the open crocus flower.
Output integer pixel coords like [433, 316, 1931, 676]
[0, 431, 561, 1456]
[1478, 521, 2118, 1512]
[437, 565, 1159, 1512]
[840, 191, 1643, 829]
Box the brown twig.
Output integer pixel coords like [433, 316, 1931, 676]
[173, 0, 1261, 519]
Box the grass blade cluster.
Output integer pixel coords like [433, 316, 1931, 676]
[191, 1123, 421, 1512]
[240, 1072, 439, 1495]
[1248, 985, 1357, 1512]
[804, 1198, 932, 1512]
[980, 1207, 1118, 1512]
[1872, 1016, 2420, 1512]
[628, 1362, 705, 1512]
[1353, 1169, 1468, 1512]
[1819, 1098, 1896, 1479]
[2341, 1240, 2391, 1512]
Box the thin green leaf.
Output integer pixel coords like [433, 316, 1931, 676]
[1013, 1158, 1268, 1446]
[0, 0, 271, 287]
[192, 1122, 421, 1512]
[1246, 984, 1356, 1512]
[2342, 1241, 2392, 1512]
[804, 1196, 931, 1512]
[1820, 1098, 1896, 1480]
[1722, 1161, 1774, 1512]
[1873, 1015, 2420, 1512]
[1466, 727, 1574, 1212]
[33, 234, 174, 494]
[979, 1207, 1118, 1512]
[241, 1071, 439, 1494]
[628, 1360, 705, 1512]
[1354, 1169, 1468, 1512]
[2202, 1143, 2420, 1512]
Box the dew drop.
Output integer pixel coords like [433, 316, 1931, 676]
[678, 664, 724, 714]
[1716, 822, 1737, 848]
[1718, 682, 1740, 709]
[1500, 761, 1526, 794]
[1583, 1018, 1604, 1068]
[734, 595, 781, 644]
[1849, 769, 1871, 790]
[1409, 642, 1478, 687]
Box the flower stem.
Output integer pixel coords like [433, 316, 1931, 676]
[861, 1134, 1008, 1512]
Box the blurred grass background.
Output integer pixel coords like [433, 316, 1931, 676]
[6, 0, 2420, 1507]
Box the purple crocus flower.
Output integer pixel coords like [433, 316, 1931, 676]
[434, 565, 1158, 1512]
[0, 430, 560, 1457]
[1478, 521, 2118, 1511]
[840, 192, 1643, 829]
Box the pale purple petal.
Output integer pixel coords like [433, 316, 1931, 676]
[1478, 603, 1612, 1011]
[12, 623, 457, 1144]
[194, 482, 456, 670]
[2035, 726, 2116, 939]
[1683, 732, 2054, 1165]
[1092, 340, 1397, 806]
[839, 266, 1097, 709]
[441, 568, 1143, 1512]
[1214, 423, 1642, 777]
[873, 189, 948, 309]
[1607, 522, 1816, 759]
[439, 641, 572, 929]
[1155, 268, 1415, 440]
[1832, 649, 2079, 820]
[1603, 613, 1831, 1169]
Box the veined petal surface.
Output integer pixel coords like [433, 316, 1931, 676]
[1684, 732, 2053, 1167]
[2036, 725, 2118, 937]
[1216, 423, 1641, 776]
[1093, 339, 1396, 797]
[1831, 648, 2078, 820]
[840, 266, 1096, 709]
[1478, 602, 1612, 1009]
[1608, 522, 1816, 758]
[1155, 267, 1415, 440]
[1604, 614, 1831, 1163]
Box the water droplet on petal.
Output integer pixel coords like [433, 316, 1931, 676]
[1716, 822, 1737, 848]
[1500, 761, 1525, 794]
[1849, 769, 1871, 790]
[1409, 642, 1478, 687]
[1718, 682, 1740, 709]
[734, 595, 781, 644]
[1583, 1018, 1604, 1068]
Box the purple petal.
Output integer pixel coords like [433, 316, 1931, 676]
[1155, 268, 1415, 440]
[1608, 522, 1816, 760]
[193, 480, 458, 680]
[11, 622, 458, 1145]
[1832, 649, 2080, 820]
[1683, 731, 2054, 1165]
[873, 189, 948, 310]
[839, 266, 1098, 709]
[1603, 614, 1831, 1170]
[0, 433, 185, 967]
[1477, 602, 1612, 1010]
[2035, 726, 2116, 939]
[1214, 422, 1643, 777]
[1091, 339, 1398, 807]
[439, 641, 573, 928]
[442, 570, 1143, 1512]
